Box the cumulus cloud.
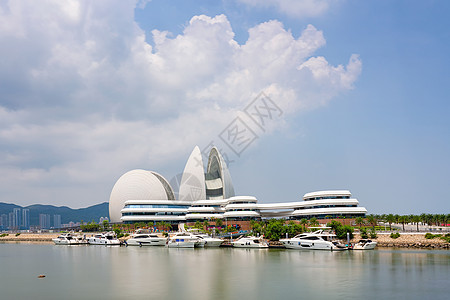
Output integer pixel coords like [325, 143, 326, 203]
[0, 0, 361, 207]
[236, 0, 337, 18]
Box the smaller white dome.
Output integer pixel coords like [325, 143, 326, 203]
[109, 169, 173, 223]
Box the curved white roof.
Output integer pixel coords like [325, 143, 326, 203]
[303, 190, 352, 200]
[109, 169, 174, 223]
[179, 146, 206, 201]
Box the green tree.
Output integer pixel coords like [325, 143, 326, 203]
[265, 219, 285, 241]
[194, 220, 202, 230]
[398, 215, 409, 231]
[299, 218, 308, 231]
[355, 217, 365, 228]
[366, 215, 378, 230]
[327, 220, 354, 240]
[360, 227, 368, 239]
[102, 220, 110, 231]
[215, 218, 223, 229]
[385, 214, 395, 231]
[203, 220, 210, 232]
[309, 217, 319, 227]
[411, 215, 421, 232]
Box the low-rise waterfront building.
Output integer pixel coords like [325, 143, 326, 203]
[109, 146, 367, 225]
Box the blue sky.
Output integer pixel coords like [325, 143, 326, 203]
[0, 0, 449, 214]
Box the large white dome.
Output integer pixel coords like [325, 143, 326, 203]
[109, 169, 174, 222]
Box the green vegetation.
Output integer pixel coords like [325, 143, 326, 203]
[442, 234, 450, 243]
[369, 227, 377, 239]
[327, 220, 354, 240]
[80, 220, 100, 232]
[0, 233, 8, 237]
[390, 232, 401, 239]
[424, 233, 450, 243]
[360, 227, 368, 239]
[15, 233, 21, 236]
[372, 213, 450, 230]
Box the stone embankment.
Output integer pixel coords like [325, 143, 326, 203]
[0, 233, 60, 242]
[351, 233, 450, 249]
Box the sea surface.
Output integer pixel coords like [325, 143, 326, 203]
[0, 242, 448, 300]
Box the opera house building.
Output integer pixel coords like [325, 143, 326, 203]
[109, 146, 367, 224]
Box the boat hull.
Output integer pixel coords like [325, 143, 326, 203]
[353, 243, 377, 250]
[87, 238, 121, 245]
[126, 238, 167, 246]
[280, 239, 339, 251]
[167, 241, 196, 248]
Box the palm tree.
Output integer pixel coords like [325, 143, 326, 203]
[355, 217, 365, 228]
[366, 215, 377, 230]
[203, 220, 210, 232]
[386, 214, 395, 231]
[216, 218, 223, 229]
[411, 215, 421, 232]
[309, 217, 319, 227]
[398, 215, 409, 231]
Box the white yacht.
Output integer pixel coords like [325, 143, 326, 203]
[352, 239, 377, 250]
[52, 233, 79, 245]
[231, 236, 269, 248]
[280, 230, 348, 251]
[193, 234, 224, 247]
[167, 232, 204, 248]
[87, 232, 121, 245]
[126, 230, 167, 246]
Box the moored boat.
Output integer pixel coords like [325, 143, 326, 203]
[231, 236, 268, 248]
[87, 232, 121, 245]
[167, 232, 204, 248]
[52, 233, 79, 245]
[126, 230, 167, 246]
[352, 239, 377, 250]
[280, 230, 348, 251]
[192, 234, 224, 247]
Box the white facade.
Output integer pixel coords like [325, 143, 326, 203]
[108, 147, 367, 223]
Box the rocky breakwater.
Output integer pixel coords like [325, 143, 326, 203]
[352, 233, 450, 249]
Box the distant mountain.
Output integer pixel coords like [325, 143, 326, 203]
[0, 202, 109, 226]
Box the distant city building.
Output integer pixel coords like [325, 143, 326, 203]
[8, 212, 15, 229]
[109, 146, 368, 224]
[39, 214, 51, 229]
[22, 209, 30, 230]
[13, 208, 21, 230]
[53, 214, 61, 229]
[0, 214, 7, 230]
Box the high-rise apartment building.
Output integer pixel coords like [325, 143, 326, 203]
[39, 214, 51, 229]
[22, 209, 30, 230]
[53, 214, 61, 229]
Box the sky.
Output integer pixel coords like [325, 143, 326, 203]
[0, 0, 449, 214]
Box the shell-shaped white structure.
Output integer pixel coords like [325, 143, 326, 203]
[179, 146, 206, 202]
[205, 147, 235, 200]
[109, 169, 175, 223]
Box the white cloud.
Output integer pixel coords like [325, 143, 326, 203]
[0, 0, 361, 207]
[237, 0, 337, 18]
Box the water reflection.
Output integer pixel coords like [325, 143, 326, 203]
[0, 243, 448, 300]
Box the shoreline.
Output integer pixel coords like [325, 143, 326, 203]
[1, 232, 449, 249]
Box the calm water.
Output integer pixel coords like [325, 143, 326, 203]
[0, 243, 448, 300]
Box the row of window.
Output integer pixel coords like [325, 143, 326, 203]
[124, 205, 190, 209]
[123, 212, 186, 216]
[291, 213, 365, 220]
[296, 205, 357, 210]
[304, 196, 350, 201]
